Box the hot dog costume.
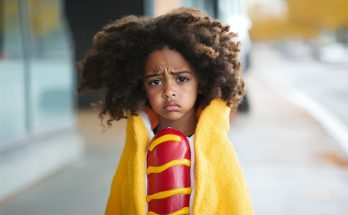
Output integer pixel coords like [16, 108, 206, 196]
[105, 99, 253, 214]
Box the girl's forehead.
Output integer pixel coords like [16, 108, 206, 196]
[144, 48, 193, 74]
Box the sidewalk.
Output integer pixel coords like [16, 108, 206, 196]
[231, 72, 348, 214]
[1, 72, 347, 214]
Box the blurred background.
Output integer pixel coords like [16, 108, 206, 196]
[0, 0, 347, 214]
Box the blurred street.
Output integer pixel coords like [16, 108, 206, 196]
[1, 43, 348, 215]
[254, 42, 348, 154]
[235, 43, 348, 214]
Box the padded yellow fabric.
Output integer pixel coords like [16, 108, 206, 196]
[105, 98, 253, 214]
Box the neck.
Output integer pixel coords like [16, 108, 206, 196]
[158, 110, 197, 136]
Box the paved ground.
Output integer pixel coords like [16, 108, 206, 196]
[1, 46, 348, 215]
[231, 72, 348, 215]
[254, 42, 348, 154]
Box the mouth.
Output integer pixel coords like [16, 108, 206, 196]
[163, 102, 180, 111]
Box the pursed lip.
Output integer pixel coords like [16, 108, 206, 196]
[163, 102, 181, 111]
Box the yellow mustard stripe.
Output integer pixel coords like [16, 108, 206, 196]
[149, 134, 181, 151]
[147, 159, 191, 175]
[147, 187, 192, 202]
[147, 207, 190, 215]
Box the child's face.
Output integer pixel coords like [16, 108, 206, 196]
[144, 47, 198, 123]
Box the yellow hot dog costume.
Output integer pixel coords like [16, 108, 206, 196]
[105, 99, 253, 214]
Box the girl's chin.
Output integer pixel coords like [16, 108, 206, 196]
[159, 112, 184, 121]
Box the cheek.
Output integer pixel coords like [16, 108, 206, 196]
[189, 85, 199, 103]
[183, 82, 198, 96]
[144, 85, 152, 97]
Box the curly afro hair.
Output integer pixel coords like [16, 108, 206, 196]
[78, 7, 245, 125]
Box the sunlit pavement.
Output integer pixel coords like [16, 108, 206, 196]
[253, 42, 348, 154]
[1, 43, 348, 215]
[231, 72, 348, 214]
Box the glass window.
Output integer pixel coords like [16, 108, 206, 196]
[0, 0, 75, 146]
[0, 0, 26, 143]
[181, 0, 215, 17]
[218, 0, 243, 20]
[27, 0, 74, 131]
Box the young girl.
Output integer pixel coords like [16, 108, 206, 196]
[78, 7, 253, 215]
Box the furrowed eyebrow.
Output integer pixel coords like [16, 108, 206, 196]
[171, 71, 192, 75]
[144, 73, 160, 79]
[144, 71, 192, 79]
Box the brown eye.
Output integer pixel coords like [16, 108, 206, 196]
[149, 79, 162, 86]
[177, 76, 189, 83]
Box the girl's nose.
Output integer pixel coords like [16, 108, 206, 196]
[162, 81, 176, 99]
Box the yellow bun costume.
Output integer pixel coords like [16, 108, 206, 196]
[105, 99, 253, 214]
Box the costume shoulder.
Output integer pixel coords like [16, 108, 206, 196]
[105, 115, 149, 215]
[193, 98, 253, 214]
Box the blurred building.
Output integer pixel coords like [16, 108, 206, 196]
[65, 0, 144, 107]
[0, 0, 83, 202]
[249, 0, 348, 42]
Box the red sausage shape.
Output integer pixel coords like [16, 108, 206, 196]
[147, 127, 191, 214]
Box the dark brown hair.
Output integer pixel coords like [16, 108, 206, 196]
[78, 7, 244, 125]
